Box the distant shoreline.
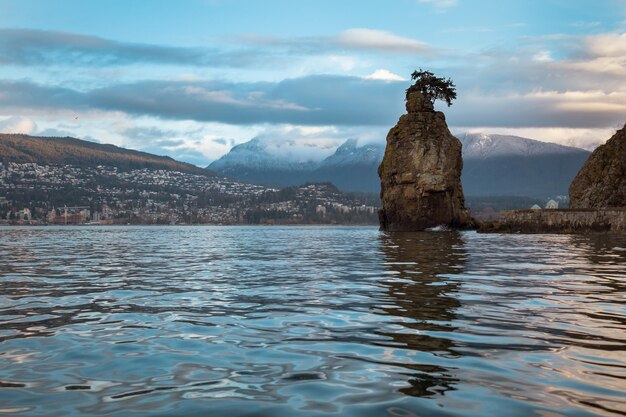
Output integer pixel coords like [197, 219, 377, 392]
[0, 222, 380, 228]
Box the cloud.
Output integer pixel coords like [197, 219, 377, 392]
[0, 28, 433, 70]
[452, 126, 617, 150]
[532, 50, 552, 62]
[505, 32, 626, 79]
[1, 67, 625, 132]
[122, 126, 183, 141]
[0, 116, 37, 134]
[0, 80, 89, 111]
[121, 126, 195, 151]
[120, 125, 238, 165]
[572, 32, 626, 70]
[534, 90, 626, 114]
[156, 135, 233, 166]
[232, 29, 433, 57]
[417, 0, 458, 10]
[429, 30, 626, 131]
[0, 76, 407, 126]
[447, 90, 626, 128]
[0, 28, 267, 67]
[1, 30, 625, 137]
[570, 21, 602, 29]
[249, 125, 345, 162]
[36, 128, 75, 137]
[364, 69, 406, 81]
[211, 138, 231, 146]
[335, 29, 432, 55]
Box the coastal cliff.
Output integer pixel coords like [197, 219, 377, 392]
[378, 90, 472, 231]
[569, 124, 626, 209]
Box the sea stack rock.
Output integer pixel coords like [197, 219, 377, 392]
[569, 124, 626, 209]
[378, 90, 472, 231]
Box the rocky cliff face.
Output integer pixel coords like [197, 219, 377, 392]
[569, 125, 626, 209]
[378, 91, 472, 231]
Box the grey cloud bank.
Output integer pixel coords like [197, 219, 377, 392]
[0, 77, 405, 126]
[1, 75, 624, 129]
[0, 26, 625, 154]
[0, 28, 433, 68]
[0, 29, 266, 67]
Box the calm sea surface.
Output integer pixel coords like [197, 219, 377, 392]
[0, 226, 625, 417]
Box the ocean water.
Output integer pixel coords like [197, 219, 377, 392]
[0, 226, 625, 417]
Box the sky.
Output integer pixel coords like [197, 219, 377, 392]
[0, 0, 625, 166]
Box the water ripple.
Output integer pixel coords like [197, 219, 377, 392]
[0, 226, 625, 417]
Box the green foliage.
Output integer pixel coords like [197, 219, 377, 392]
[406, 69, 457, 107]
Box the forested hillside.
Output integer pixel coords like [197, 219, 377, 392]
[0, 134, 211, 175]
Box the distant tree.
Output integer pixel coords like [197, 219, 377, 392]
[406, 69, 457, 107]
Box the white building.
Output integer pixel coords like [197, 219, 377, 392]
[546, 200, 559, 209]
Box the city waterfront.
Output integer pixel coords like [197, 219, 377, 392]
[0, 226, 625, 417]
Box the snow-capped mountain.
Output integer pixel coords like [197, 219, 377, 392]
[208, 137, 385, 192]
[460, 133, 586, 159]
[312, 139, 385, 191]
[459, 133, 590, 197]
[207, 137, 324, 186]
[208, 137, 320, 173]
[318, 138, 383, 167]
[209, 133, 590, 197]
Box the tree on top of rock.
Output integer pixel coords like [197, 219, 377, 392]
[406, 69, 457, 107]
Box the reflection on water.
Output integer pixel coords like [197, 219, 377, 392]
[378, 232, 465, 397]
[0, 226, 625, 417]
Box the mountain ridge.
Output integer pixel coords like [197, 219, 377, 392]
[459, 133, 588, 159]
[459, 133, 590, 197]
[207, 137, 385, 192]
[0, 133, 212, 176]
[210, 134, 591, 197]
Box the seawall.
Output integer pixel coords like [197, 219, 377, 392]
[479, 208, 626, 233]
